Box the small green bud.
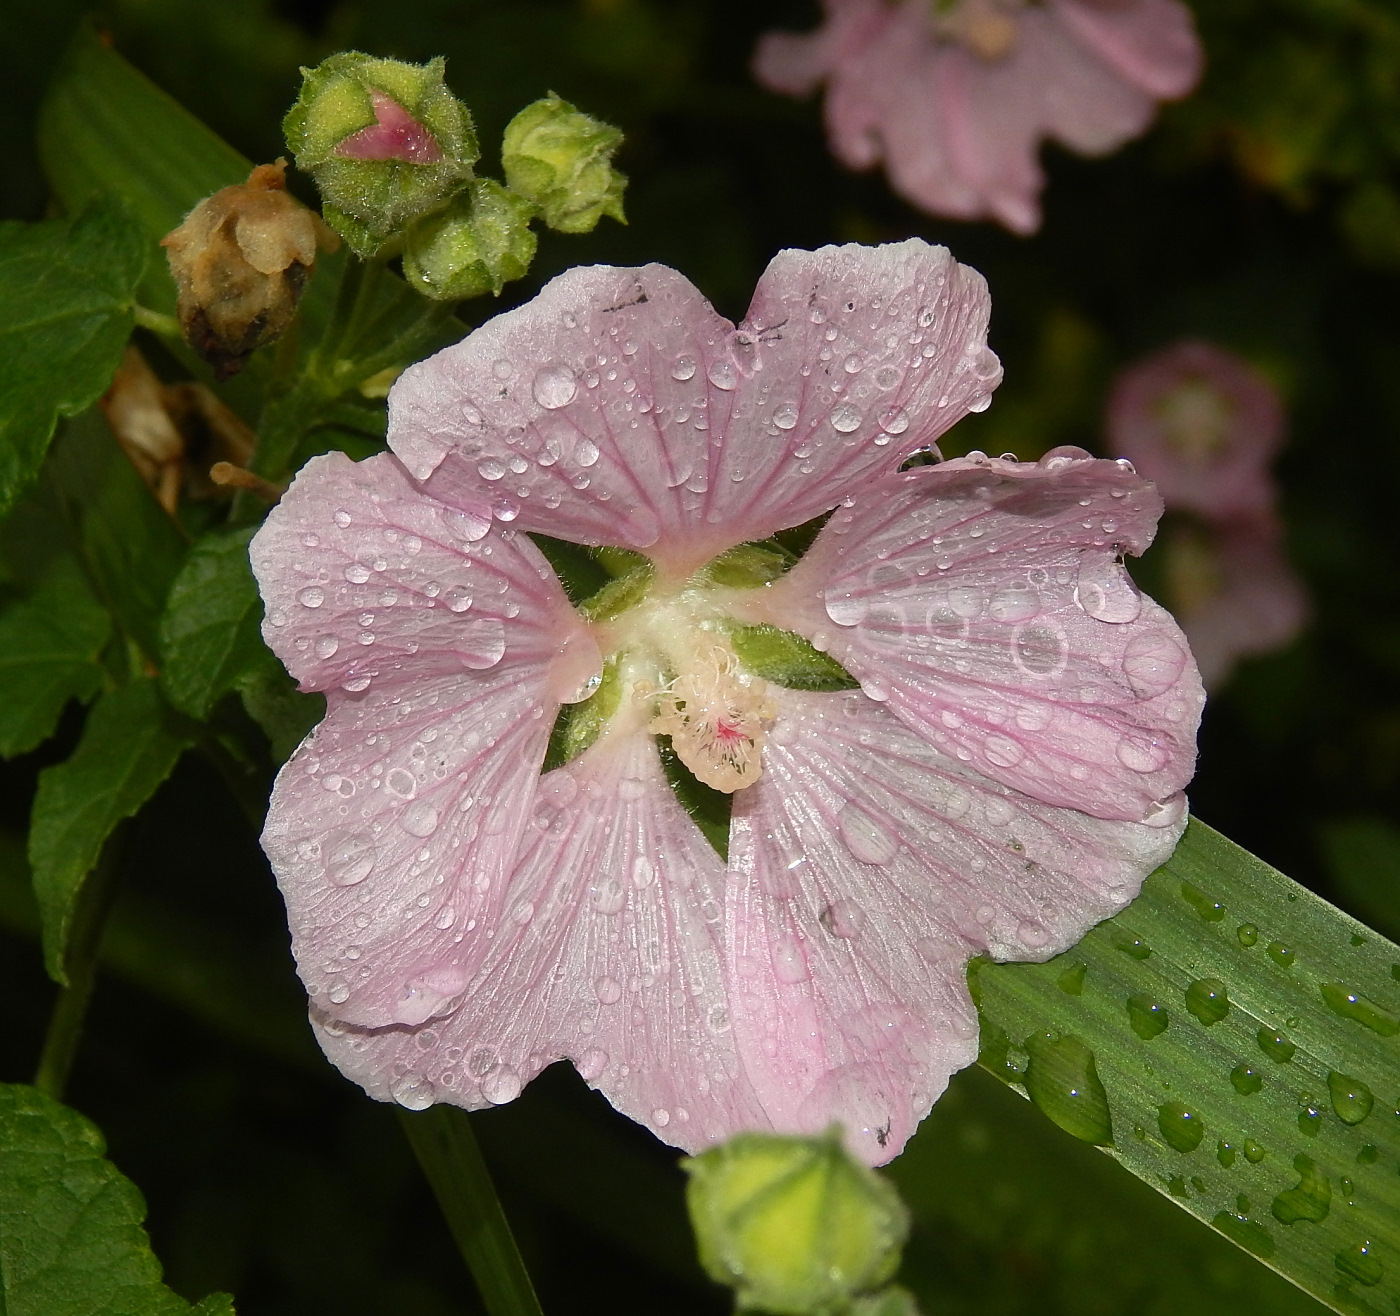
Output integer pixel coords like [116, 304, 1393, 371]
[502, 93, 627, 234]
[683, 1129, 909, 1315]
[401, 180, 538, 301]
[284, 52, 479, 257]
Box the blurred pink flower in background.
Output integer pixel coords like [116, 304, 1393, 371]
[252, 240, 1203, 1166]
[1106, 340, 1307, 688]
[754, 0, 1203, 234]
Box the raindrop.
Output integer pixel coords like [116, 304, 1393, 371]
[1257, 1027, 1296, 1062]
[671, 354, 697, 381]
[1237, 923, 1259, 947]
[1126, 994, 1169, 1039]
[1327, 1071, 1374, 1125]
[1217, 1141, 1237, 1168]
[576, 1048, 607, 1081]
[444, 586, 473, 613]
[594, 975, 623, 1004]
[984, 735, 1023, 768]
[327, 838, 376, 887]
[1057, 962, 1087, 995]
[1110, 928, 1152, 959]
[772, 403, 799, 430]
[1266, 941, 1296, 968]
[459, 618, 507, 670]
[1179, 882, 1226, 921]
[481, 1067, 522, 1104]
[1185, 977, 1230, 1026]
[344, 563, 370, 584]
[1244, 1139, 1267, 1163]
[1230, 1064, 1263, 1095]
[1015, 625, 1067, 675]
[1074, 557, 1142, 623]
[333, 509, 352, 528]
[441, 506, 491, 541]
[315, 635, 339, 659]
[878, 406, 909, 435]
[706, 358, 737, 390]
[1298, 1101, 1323, 1136]
[533, 364, 577, 409]
[1272, 1154, 1331, 1225]
[401, 800, 440, 837]
[298, 586, 325, 609]
[830, 402, 862, 433]
[1023, 1031, 1112, 1145]
[837, 803, 899, 865]
[774, 938, 808, 983]
[1319, 982, 1400, 1035]
[1157, 1101, 1204, 1152]
[590, 878, 625, 914]
[988, 585, 1040, 623]
[390, 1072, 436, 1111]
[1335, 1242, 1383, 1288]
[576, 438, 600, 467]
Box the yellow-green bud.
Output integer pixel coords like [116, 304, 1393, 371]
[401, 180, 539, 301]
[683, 1129, 909, 1315]
[501, 93, 627, 234]
[284, 52, 478, 257]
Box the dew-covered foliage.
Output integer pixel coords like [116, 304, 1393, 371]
[3, 2, 1400, 1315]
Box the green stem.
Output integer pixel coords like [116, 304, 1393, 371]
[33, 826, 129, 1101]
[398, 1105, 545, 1316]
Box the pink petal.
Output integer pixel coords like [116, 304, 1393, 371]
[728, 686, 1182, 1165]
[1051, 0, 1204, 102]
[1029, 8, 1158, 157]
[335, 90, 445, 164]
[1106, 340, 1285, 519]
[752, 0, 891, 98]
[312, 731, 771, 1150]
[931, 38, 1049, 234]
[252, 452, 596, 1027]
[388, 243, 999, 576]
[1168, 512, 1308, 690]
[747, 448, 1204, 823]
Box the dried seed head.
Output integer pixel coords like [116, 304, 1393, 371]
[161, 160, 339, 379]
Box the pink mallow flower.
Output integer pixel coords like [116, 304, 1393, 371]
[1106, 340, 1307, 687]
[754, 0, 1203, 234]
[1106, 340, 1285, 520]
[250, 240, 1203, 1164]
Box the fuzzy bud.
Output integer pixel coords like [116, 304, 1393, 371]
[683, 1129, 909, 1314]
[401, 179, 538, 301]
[501, 93, 626, 234]
[284, 52, 479, 257]
[161, 160, 338, 379]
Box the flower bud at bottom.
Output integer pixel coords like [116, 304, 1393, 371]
[161, 160, 338, 378]
[401, 180, 538, 301]
[502, 93, 626, 234]
[683, 1129, 909, 1314]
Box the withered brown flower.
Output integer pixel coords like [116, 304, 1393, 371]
[162, 159, 339, 379]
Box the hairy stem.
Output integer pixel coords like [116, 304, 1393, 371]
[398, 1105, 545, 1316]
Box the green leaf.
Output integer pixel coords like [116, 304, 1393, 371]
[891, 1064, 1327, 1315]
[0, 1083, 235, 1316]
[46, 409, 187, 663]
[972, 819, 1400, 1314]
[0, 199, 146, 517]
[29, 679, 190, 983]
[233, 653, 323, 766]
[37, 23, 250, 316]
[159, 528, 265, 719]
[0, 554, 110, 757]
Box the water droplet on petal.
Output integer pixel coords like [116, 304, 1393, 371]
[772, 403, 799, 430]
[481, 1067, 522, 1104]
[533, 364, 577, 409]
[390, 1072, 436, 1110]
[1075, 557, 1142, 623]
[459, 618, 507, 670]
[837, 802, 899, 865]
[327, 838, 377, 886]
[594, 975, 622, 1004]
[333, 509, 352, 528]
[1116, 736, 1167, 773]
[440, 506, 491, 541]
[878, 406, 909, 435]
[401, 800, 440, 837]
[706, 358, 737, 390]
[671, 354, 697, 381]
[1122, 629, 1188, 698]
[315, 635, 339, 658]
[298, 586, 325, 608]
[576, 1047, 607, 1081]
[830, 402, 862, 433]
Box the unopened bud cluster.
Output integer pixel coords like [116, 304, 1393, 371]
[285, 53, 628, 298]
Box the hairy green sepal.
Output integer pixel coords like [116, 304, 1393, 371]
[729, 623, 859, 692]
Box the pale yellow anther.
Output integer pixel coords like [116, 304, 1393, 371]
[647, 643, 776, 793]
[931, 0, 1022, 61]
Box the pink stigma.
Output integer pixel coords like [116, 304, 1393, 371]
[335, 90, 444, 165]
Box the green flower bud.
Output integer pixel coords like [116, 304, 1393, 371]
[683, 1129, 909, 1315]
[502, 93, 627, 234]
[401, 179, 538, 301]
[284, 52, 479, 257]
